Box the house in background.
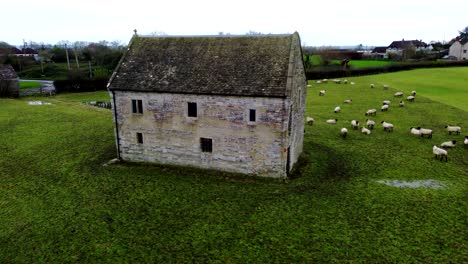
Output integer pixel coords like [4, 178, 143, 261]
[0, 64, 19, 97]
[371, 46, 388, 59]
[107, 33, 306, 178]
[448, 39, 468, 60]
[386, 39, 429, 54]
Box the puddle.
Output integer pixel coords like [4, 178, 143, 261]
[376, 179, 444, 189]
[83, 101, 112, 109]
[28, 101, 52, 105]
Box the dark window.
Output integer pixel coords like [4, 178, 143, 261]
[200, 138, 212, 152]
[132, 99, 143, 114]
[464, 50, 467, 53]
[188, 102, 197, 117]
[136, 133, 143, 144]
[249, 109, 256, 122]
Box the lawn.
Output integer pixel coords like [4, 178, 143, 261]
[19, 81, 42, 89]
[348, 59, 393, 68]
[0, 68, 467, 262]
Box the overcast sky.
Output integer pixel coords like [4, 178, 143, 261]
[3, 0, 467, 47]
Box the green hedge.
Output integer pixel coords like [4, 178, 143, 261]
[53, 78, 108, 93]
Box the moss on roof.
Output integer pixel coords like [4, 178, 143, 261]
[108, 34, 295, 97]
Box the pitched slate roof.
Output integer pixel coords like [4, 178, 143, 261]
[0, 65, 17, 80]
[388, 40, 428, 49]
[108, 34, 297, 97]
[372, 46, 387, 53]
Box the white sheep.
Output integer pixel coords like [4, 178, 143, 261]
[394, 92, 403, 97]
[383, 84, 389, 89]
[343, 99, 352, 104]
[441, 140, 456, 148]
[381, 104, 389, 111]
[334, 106, 341, 113]
[366, 119, 375, 129]
[407, 95, 415, 102]
[351, 120, 359, 130]
[319, 90, 326, 96]
[370, 84, 375, 88]
[411, 90, 416, 96]
[350, 82, 355, 85]
[381, 121, 394, 132]
[306, 117, 314, 125]
[307, 84, 312, 88]
[341, 127, 348, 138]
[322, 79, 328, 83]
[361, 127, 371, 135]
[365, 109, 377, 116]
[464, 136, 468, 146]
[445, 125, 461, 135]
[316, 80, 322, 84]
[383, 100, 391, 105]
[410, 127, 421, 135]
[399, 101, 405, 107]
[333, 79, 341, 84]
[433, 145, 448, 162]
[343, 79, 348, 84]
[326, 118, 338, 124]
[417, 127, 433, 138]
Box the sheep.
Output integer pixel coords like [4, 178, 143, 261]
[441, 140, 456, 148]
[433, 145, 448, 162]
[306, 117, 314, 125]
[464, 136, 468, 146]
[410, 127, 421, 136]
[382, 100, 391, 105]
[411, 90, 416, 96]
[334, 106, 341, 113]
[361, 127, 371, 135]
[399, 101, 405, 107]
[383, 84, 389, 89]
[366, 119, 375, 129]
[381, 121, 394, 132]
[316, 80, 322, 84]
[407, 95, 415, 102]
[350, 82, 355, 85]
[333, 79, 341, 84]
[381, 104, 389, 112]
[319, 90, 326, 96]
[394, 92, 404, 97]
[341, 127, 348, 138]
[326, 118, 338, 124]
[417, 127, 433, 138]
[370, 83, 375, 88]
[322, 78, 328, 83]
[365, 109, 377, 116]
[445, 125, 461, 135]
[351, 120, 360, 130]
[307, 84, 312, 88]
[343, 79, 348, 84]
[343, 99, 352, 104]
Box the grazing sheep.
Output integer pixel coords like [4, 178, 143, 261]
[381, 104, 389, 111]
[307, 84, 312, 88]
[319, 90, 326, 96]
[410, 127, 421, 135]
[334, 106, 341, 113]
[341, 127, 348, 138]
[445, 125, 461, 135]
[417, 127, 433, 138]
[333, 79, 341, 84]
[433, 145, 448, 162]
[399, 101, 405, 107]
[366, 119, 376, 129]
[350, 82, 355, 85]
[306, 117, 314, 125]
[365, 109, 377, 116]
[411, 90, 416, 96]
[381, 121, 394, 132]
[351, 120, 360, 130]
[407, 95, 415, 102]
[464, 136, 468, 146]
[394, 92, 404, 97]
[316, 80, 322, 84]
[326, 118, 338, 124]
[370, 83, 375, 88]
[322, 79, 328, 83]
[343, 79, 348, 84]
[383, 84, 389, 89]
[441, 140, 456, 148]
[383, 100, 391, 105]
[361, 127, 371, 135]
[344, 99, 352, 104]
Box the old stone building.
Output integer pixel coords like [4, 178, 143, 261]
[0, 65, 19, 97]
[107, 33, 306, 178]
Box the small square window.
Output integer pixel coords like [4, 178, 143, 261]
[200, 138, 212, 153]
[249, 109, 256, 122]
[188, 102, 197, 117]
[136, 132, 143, 144]
[132, 99, 143, 114]
[464, 50, 467, 53]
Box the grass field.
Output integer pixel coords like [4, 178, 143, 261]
[0, 68, 467, 262]
[348, 60, 393, 68]
[19, 81, 42, 89]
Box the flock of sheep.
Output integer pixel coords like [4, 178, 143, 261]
[306, 79, 466, 162]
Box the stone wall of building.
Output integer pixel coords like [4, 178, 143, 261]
[111, 91, 289, 178]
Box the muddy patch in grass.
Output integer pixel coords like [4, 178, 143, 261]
[376, 179, 445, 189]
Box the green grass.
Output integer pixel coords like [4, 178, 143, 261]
[0, 68, 467, 262]
[348, 60, 393, 68]
[19, 81, 42, 89]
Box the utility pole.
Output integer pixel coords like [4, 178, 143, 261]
[65, 44, 71, 70]
[74, 47, 80, 69]
[88, 61, 92, 79]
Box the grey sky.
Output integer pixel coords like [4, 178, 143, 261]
[3, 0, 467, 47]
